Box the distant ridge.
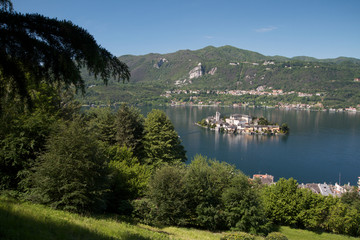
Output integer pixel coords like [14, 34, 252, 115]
[120, 45, 360, 64]
[118, 45, 360, 88]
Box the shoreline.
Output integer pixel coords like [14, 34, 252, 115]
[169, 103, 359, 113]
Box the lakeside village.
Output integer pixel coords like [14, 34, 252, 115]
[162, 88, 360, 112]
[197, 112, 289, 135]
[253, 174, 360, 197]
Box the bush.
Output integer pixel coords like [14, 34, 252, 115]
[107, 145, 151, 214]
[27, 119, 108, 213]
[222, 173, 271, 234]
[265, 232, 288, 240]
[146, 164, 188, 226]
[131, 198, 155, 225]
[220, 232, 255, 240]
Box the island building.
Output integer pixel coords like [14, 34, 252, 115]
[205, 113, 280, 135]
[215, 111, 220, 122]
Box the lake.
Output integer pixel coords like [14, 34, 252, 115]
[140, 106, 360, 185]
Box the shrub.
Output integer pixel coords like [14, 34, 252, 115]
[27, 119, 109, 213]
[220, 232, 255, 240]
[265, 232, 288, 240]
[146, 164, 188, 226]
[131, 198, 155, 225]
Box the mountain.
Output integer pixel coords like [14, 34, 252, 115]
[117, 45, 360, 90]
[82, 46, 360, 108]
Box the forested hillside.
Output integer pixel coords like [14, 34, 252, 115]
[81, 46, 360, 108]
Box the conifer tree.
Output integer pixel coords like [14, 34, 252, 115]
[115, 104, 145, 159]
[0, 0, 130, 112]
[143, 109, 186, 166]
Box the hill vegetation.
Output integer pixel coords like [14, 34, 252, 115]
[80, 45, 360, 109]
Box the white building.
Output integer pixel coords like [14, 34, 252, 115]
[215, 111, 220, 122]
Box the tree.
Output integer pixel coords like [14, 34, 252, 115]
[258, 117, 270, 125]
[143, 109, 186, 166]
[146, 164, 188, 226]
[107, 145, 150, 214]
[0, 83, 61, 190]
[222, 174, 271, 234]
[0, 0, 130, 112]
[185, 155, 234, 230]
[296, 188, 333, 230]
[86, 107, 117, 145]
[262, 178, 302, 226]
[27, 118, 109, 213]
[324, 201, 360, 236]
[114, 104, 145, 159]
[341, 188, 360, 211]
[280, 123, 289, 134]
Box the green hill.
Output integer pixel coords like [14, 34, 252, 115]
[80, 46, 360, 108]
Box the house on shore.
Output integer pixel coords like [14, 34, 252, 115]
[253, 174, 274, 185]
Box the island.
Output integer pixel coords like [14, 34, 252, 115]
[197, 112, 289, 135]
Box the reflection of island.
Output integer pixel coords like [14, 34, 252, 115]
[197, 111, 289, 135]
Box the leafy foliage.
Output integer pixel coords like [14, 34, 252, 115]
[341, 188, 360, 211]
[0, 1, 129, 111]
[0, 84, 61, 190]
[86, 107, 117, 145]
[222, 174, 271, 234]
[185, 155, 234, 230]
[323, 201, 360, 236]
[262, 178, 360, 237]
[146, 164, 188, 226]
[220, 232, 255, 240]
[135, 155, 271, 234]
[279, 123, 289, 134]
[143, 109, 186, 166]
[114, 104, 145, 159]
[107, 145, 150, 214]
[27, 118, 109, 213]
[262, 178, 302, 226]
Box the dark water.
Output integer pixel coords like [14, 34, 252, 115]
[141, 106, 360, 185]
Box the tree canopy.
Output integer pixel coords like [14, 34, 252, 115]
[0, 0, 130, 111]
[143, 109, 186, 165]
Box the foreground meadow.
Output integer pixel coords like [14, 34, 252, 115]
[0, 196, 357, 240]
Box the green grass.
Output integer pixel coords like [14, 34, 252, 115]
[278, 226, 359, 240]
[0, 196, 358, 240]
[0, 196, 168, 240]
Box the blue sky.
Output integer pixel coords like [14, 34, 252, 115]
[12, 0, 360, 59]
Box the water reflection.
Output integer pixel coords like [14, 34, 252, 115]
[213, 133, 286, 152]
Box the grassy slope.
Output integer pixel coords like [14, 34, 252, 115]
[0, 196, 358, 240]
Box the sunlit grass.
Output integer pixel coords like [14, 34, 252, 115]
[0, 196, 358, 240]
[0, 196, 168, 240]
[278, 226, 359, 240]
